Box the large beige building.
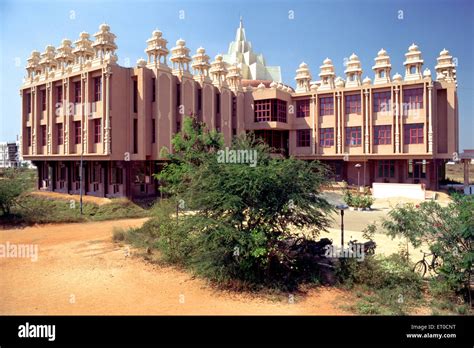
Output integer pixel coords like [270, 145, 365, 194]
[20, 22, 458, 198]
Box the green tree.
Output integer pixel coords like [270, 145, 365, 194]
[154, 116, 334, 289]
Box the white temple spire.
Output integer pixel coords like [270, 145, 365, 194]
[223, 19, 281, 82]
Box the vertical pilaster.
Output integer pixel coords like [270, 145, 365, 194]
[311, 94, 317, 155]
[336, 91, 341, 153]
[364, 89, 370, 153]
[81, 72, 88, 154]
[104, 66, 112, 155]
[47, 82, 52, 154]
[63, 78, 69, 154]
[394, 85, 400, 153]
[428, 82, 433, 153]
[31, 86, 37, 155]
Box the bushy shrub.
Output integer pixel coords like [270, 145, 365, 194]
[343, 190, 374, 209]
[343, 190, 353, 207]
[337, 254, 422, 293]
[381, 195, 473, 301]
[0, 169, 32, 215]
[6, 195, 148, 224]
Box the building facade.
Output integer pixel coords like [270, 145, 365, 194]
[20, 22, 458, 198]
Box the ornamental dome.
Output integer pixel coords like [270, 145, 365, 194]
[99, 23, 110, 32]
[136, 58, 147, 68]
[408, 43, 419, 51]
[393, 72, 403, 81]
[349, 53, 358, 60]
[440, 48, 449, 56]
[335, 76, 345, 88]
[152, 30, 162, 38]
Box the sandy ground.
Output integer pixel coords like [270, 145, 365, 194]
[0, 218, 355, 315]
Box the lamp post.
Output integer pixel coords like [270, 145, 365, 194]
[335, 203, 349, 247]
[355, 163, 362, 192]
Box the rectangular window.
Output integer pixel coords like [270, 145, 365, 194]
[319, 96, 334, 116]
[152, 78, 156, 102]
[152, 119, 156, 143]
[176, 82, 181, 107]
[133, 79, 138, 113]
[133, 118, 138, 153]
[90, 162, 101, 183]
[41, 125, 47, 146]
[56, 86, 63, 111]
[94, 119, 101, 143]
[57, 123, 63, 145]
[404, 123, 424, 144]
[41, 90, 47, 111]
[345, 94, 361, 114]
[94, 76, 102, 102]
[255, 99, 271, 122]
[231, 95, 237, 129]
[276, 99, 287, 122]
[198, 87, 202, 111]
[74, 81, 81, 103]
[296, 129, 311, 147]
[110, 166, 123, 185]
[377, 160, 395, 178]
[27, 127, 31, 146]
[373, 125, 392, 145]
[296, 99, 310, 118]
[319, 128, 334, 147]
[408, 159, 427, 179]
[345, 126, 362, 146]
[26, 93, 31, 113]
[74, 121, 81, 144]
[373, 91, 391, 112]
[254, 99, 287, 123]
[403, 88, 423, 111]
[215, 92, 221, 131]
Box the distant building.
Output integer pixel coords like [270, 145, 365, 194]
[19, 21, 459, 198]
[0, 141, 19, 168]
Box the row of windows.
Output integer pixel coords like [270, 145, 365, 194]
[295, 124, 424, 147]
[293, 88, 424, 118]
[375, 159, 427, 179]
[25, 77, 103, 114]
[25, 119, 101, 147]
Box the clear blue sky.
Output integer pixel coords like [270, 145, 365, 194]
[1, 0, 473, 149]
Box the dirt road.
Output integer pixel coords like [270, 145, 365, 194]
[0, 219, 353, 315]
